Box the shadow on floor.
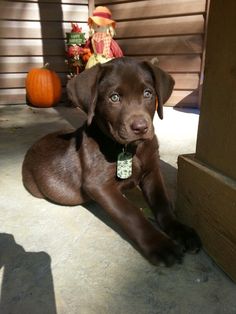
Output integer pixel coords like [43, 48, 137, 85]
[0, 233, 57, 314]
[173, 107, 200, 115]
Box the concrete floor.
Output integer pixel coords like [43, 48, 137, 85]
[0, 104, 235, 314]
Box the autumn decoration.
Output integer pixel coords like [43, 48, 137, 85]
[65, 23, 91, 77]
[25, 63, 62, 108]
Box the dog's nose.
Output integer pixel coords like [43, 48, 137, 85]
[130, 117, 148, 134]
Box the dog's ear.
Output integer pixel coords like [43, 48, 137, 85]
[67, 64, 102, 125]
[144, 62, 175, 119]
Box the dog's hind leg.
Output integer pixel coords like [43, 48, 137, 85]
[22, 165, 44, 199]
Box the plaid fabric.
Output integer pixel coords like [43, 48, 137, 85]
[92, 32, 112, 58]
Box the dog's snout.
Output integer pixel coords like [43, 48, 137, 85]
[130, 117, 148, 135]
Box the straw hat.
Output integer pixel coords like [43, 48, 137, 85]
[88, 6, 116, 28]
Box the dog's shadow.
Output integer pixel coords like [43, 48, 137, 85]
[0, 233, 57, 314]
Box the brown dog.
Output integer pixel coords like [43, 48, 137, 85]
[22, 57, 201, 266]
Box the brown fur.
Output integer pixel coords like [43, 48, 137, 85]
[22, 57, 201, 266]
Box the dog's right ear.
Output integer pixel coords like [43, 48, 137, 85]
[143, 62, 175, 120]
[67, 64, 102, 125]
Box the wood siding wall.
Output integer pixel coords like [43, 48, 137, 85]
[95, 0, 207, 107]
[0, 0, 207, 107]
[0, 0, 88, 105]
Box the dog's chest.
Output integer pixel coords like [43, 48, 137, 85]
[82, 139, 142, 188]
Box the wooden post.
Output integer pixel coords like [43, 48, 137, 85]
[176, 0, 236, 281]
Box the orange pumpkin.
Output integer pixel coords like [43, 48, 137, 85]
[26, 63, 62, 108]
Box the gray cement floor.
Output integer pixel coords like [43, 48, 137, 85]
[0, 104, 235, 314]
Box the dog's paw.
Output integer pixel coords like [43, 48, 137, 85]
[167, 222, 202, 254]
[147, 237, 184, 267]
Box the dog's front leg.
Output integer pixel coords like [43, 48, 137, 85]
[140, 168, 201, 253]
[84, 184, 184, 266]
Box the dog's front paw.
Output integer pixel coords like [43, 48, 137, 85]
[167, 222, 201, 253]
[147, 236, 184, 267]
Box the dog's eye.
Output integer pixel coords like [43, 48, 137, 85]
[143, 89, 152, 99]
[110, 93, 120, 103]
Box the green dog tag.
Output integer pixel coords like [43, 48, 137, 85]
[117, 151, 132, 179]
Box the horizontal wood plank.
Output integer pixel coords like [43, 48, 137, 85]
[0, 88, 198, 107]
[171, 73, 199, 89]
[1, 35, 203, 58]
[0, 88, 67, 105]
[96, 0, 145, 4]
[95, 0, 205, 8]
[0, 88, 199, 107]
[0, 55, 201, 74]
[0, 74, 26, 89]
[133, 55, 202, 72]
[0, 56, 68, 73]
[116, 15, 204, 38]
[105, 0, 206, 20]
[0, 72, 199, 91]
[0, 89, 26, 105]
[0, 2, 88, 22]
[167, 89, 199, 107]
[19, 0, 88, 3]
[0, 39, 66, 56]
[0, 21, 89, 39]
[118, 35, 203, 55]
[0, 73, 68, 89]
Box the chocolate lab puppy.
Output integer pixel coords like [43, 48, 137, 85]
[22, 57, 201, 266]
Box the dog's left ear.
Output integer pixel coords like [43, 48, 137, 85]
[144, 62, 175, 119]
[67, 64, 102, 125]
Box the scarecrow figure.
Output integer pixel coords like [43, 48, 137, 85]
[86, 6, 123, 69]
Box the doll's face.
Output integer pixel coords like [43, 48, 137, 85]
[92, 24, 108, 33]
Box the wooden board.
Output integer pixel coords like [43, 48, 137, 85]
[167, 90, 199, 107]
[0, 55, 202, 74]
[0, 88, 67, 105]
[0, 56, 68, 73]
[0, 72, 198, 90]
[96, 0, 205, 18]
[0, 21, 89, 39]
[112, 0, 205, 20]
[0, 73, 67, 89]
[118, 35, 203, 55]
[196, 0, 236, 181]
[0, 2, 88, 22]
[116, 15, 204, 38]
[0, 36, 202, 72]
[0, 89, 26, 105]
[18, 0, 88, 3]
[134, 55, 201, 72]
[177, 154, 236, 282]
[0, 39, 66, 56]
[171, 73, 199, 90]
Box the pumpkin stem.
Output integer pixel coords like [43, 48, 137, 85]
[43, 63, 50, 69]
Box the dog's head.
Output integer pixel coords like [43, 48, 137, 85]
[67, 57, 174, 144]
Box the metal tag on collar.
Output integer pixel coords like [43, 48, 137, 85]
[117, 145, 133, 179]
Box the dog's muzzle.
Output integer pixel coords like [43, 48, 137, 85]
[130, 117, 149, 135]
